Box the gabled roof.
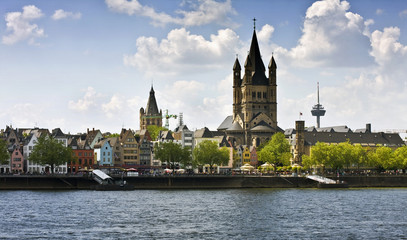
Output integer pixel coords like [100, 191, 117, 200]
[194, 127, 213, 138]
[52, 128, 66, 138]
[159, 131, 174, 140]
[250, 121, 274, 132]
[174, 125, 189, 132]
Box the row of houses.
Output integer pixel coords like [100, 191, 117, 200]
[1, 121, 404, 174]
[0, 123, 255, 174]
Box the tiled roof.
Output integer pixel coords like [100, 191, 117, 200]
[304, 132, 405, 147]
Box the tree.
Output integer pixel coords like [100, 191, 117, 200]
[193, 140, 229, 173]
[351, 144, 368, 170]
[394, 146, 407, 170]
[147, 125, 168, 141]
[307, 142, 331, 172]
[258, 132, 291, 167]
[29, 135, 74, 173]
[154, 142, 192, 170]
[367, 146, 396, 171]
[0, 139, 9, 165]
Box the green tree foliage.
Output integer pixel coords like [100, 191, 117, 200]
[193, 140, 229, 173]
[147, 125, 168, 141]
[306, 142, 405, 172]
[0, 139, 10, 165]
[105, 133, 119, 138]
[394, 146, 407, 169]
[29, 135, 74, 173]
[258, 132, 291, 167]
[154, 142, 192, 169]
[368, 146, 400, 170]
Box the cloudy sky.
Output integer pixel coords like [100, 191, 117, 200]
[1, 0, 406, 134]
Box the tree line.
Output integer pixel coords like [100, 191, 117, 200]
[302, 141, 407, 172]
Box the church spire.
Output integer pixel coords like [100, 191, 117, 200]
[146, 85, 159, 115]
[245, 19, 268, 85]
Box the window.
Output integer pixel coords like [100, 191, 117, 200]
[252, 92, 256, 98]
[257, 92, 261, 98]
[263, 92, 267, 98]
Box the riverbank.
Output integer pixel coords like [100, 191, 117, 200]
[1, 175, 407, 190]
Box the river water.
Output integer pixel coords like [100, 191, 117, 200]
[1, 188, 406, 239]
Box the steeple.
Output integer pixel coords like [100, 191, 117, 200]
[146, 86, 159, 115]
[233, 57, 241, 70]
[245, 28, 268, 85]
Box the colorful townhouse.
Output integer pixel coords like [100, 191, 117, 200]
[119, 129, 139, 167]
[68, 136, 94, 173]
[10, 145, 24, 173]
[94, 139, 113, 167]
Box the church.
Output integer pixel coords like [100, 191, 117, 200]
[140, 86, 162, 130]
[218, 23, 282, 147]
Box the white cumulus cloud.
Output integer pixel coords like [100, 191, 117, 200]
[2, 5, 45, 45]
[105, 0, 236, 27]
[102, 95, 123, 118]
[124, 27, 240, 77]
[52, 9, 82, 20]
[277, 0, 373, 68]
[68, 87, 99, 112]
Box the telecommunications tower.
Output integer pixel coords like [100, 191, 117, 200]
[311, 82, 326, 128]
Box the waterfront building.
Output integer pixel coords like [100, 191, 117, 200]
[135, 130, 153, 167]
[140, 86, 162, 130]
[194, 127, 224, 147]
[23, 129, 51, 173]
[218, 23, 282, 147]
[85, 128, 103, 148]
[51, 128, 68, 173]
[173, 125, 194, 149]
[68, 136, 94, 173]
[94, 139, 113, 167]
[10, 145, 23, 173]
[249, 146, 258, 167]
[158, 130, 174, 142]
[288, 121, 406, 164]
[119, 129, 138, 167]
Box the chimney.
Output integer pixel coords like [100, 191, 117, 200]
[366, 123, 371, 133]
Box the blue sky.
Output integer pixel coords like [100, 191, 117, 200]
[1, 0, 406, 135]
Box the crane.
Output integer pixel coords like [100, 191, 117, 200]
[163, 109, 177, 129]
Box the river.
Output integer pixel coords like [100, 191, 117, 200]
[0, 188, 406, 239]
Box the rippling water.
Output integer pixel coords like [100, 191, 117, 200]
[1, 189, 406, 239]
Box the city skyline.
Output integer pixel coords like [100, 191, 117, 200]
[1, 0, 406, 134]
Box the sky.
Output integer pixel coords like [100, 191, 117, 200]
[0, 0, 406, 135]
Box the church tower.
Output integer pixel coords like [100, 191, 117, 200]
[219, 19, 279, 146]
[140, 86, 162, 130]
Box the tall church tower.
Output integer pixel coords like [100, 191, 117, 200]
[140, 86, 162, 130]
[222, 19, 279, 146]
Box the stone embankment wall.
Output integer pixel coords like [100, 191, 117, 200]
[1, 175, 407, 190]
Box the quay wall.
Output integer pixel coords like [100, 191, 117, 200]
[1, 175, 407, 190]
